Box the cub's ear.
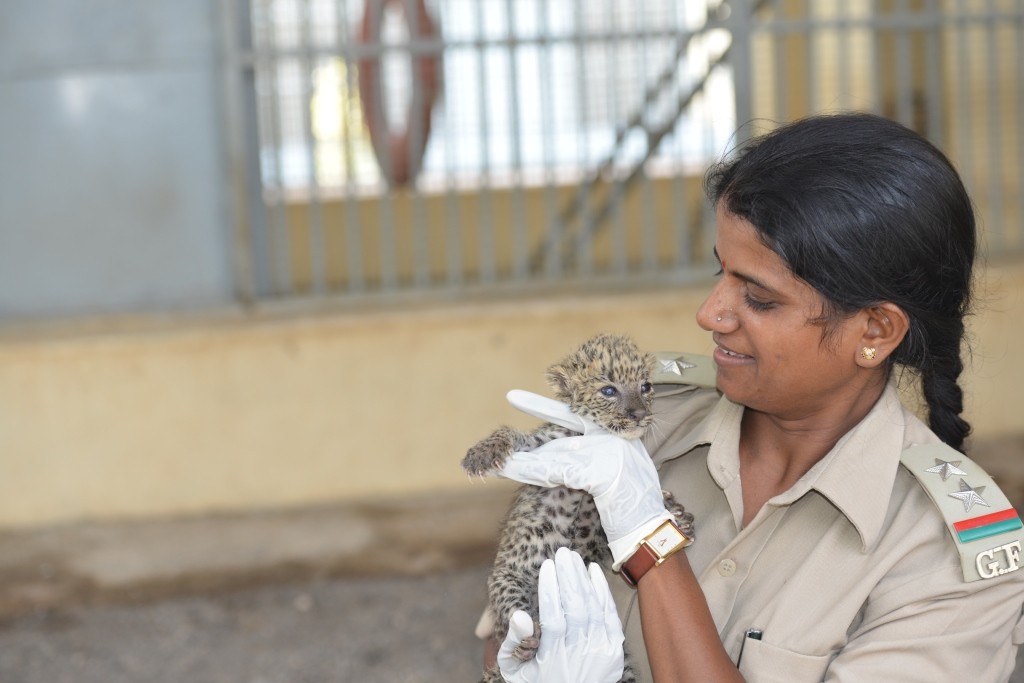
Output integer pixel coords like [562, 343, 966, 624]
[545, 364, 572, 400]
[645, 352, 657, 375]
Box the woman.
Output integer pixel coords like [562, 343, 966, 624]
[487, 113, 1024, 682]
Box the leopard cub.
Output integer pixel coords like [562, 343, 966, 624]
[463, 333, 693, 683]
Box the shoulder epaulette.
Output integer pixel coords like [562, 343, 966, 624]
[901, 443, 1023, 583]
[651, 352, 717, 389]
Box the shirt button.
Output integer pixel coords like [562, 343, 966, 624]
[718, 558, 738, 577]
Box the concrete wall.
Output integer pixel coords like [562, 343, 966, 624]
[0, 0, 233, 318]
[1, 258, 1021, 530]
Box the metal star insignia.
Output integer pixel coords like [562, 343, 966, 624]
[948, 478, 989, 512]
[658, 357, 696, 376]
[924, 458, 968, 482]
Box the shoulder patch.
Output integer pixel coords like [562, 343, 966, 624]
[901, 443, 1023, 583]
[651, 352, 716, 389]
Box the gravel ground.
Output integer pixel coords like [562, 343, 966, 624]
[0, 566, 491, 683]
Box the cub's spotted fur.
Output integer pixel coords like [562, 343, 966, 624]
[462, 333, 694, 683]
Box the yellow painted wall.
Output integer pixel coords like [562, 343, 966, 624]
[0, 258, 1022, 530]
[277, 176, 709, 294]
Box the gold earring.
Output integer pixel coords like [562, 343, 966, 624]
[860, 347, 877, 361]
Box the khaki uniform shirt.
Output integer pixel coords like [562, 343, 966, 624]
[610, 380, 1024, 682]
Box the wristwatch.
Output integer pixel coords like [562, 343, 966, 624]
[619, 519, 693, 587]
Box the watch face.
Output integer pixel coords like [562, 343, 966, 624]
[648, 523, 685, 556]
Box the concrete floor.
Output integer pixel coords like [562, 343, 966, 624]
[0, 434, 1021, 682]
[0, 566, 492, 683]
[0, 564, 1020, 683]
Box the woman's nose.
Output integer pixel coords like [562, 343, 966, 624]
[696, 282, 737, 331]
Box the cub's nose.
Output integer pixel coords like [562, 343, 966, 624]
[628, 408, 649, 423]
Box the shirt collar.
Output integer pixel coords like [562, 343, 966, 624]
[774, 383, 910, 551]
[655, 383, 919, 551]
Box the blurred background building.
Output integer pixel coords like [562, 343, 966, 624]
[0, 0, 1022, 532]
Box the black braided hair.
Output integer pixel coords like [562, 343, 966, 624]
[705, 113, 975, 452]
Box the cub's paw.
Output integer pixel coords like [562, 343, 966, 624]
[462, 428, 516, 477]
[511, 619, 541, 662]
[662, 489, 696, 539]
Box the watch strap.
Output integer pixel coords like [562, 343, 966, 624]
[619, 519, 692, 587]
[620, 543, 659, 587]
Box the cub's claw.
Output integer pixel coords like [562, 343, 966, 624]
[662, 489, 696, 539]
[511, 620, 542, 662]
[462, 432, 516, 477]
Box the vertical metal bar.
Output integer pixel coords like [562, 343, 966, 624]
[770, 3, 786, 120]
[869, 0, 883, 114]
[405, 0, 430, 287]
[670, 1, 688, 271]
[473, 0, 496, 283]
[573, 0, 593, 276]
[701, 11, 720, 270]
[607, 0, 627, 276]
[923, 0, 944, 144]
[300, 0, 327, 294]
[953, 0, 975, 219]
[219, 0, 261, 303]
[894, 0, 913, 127]
[774, 4, 790, 120]
[806, 0, 817, 114]
[440, 2, 463, 288]
[362, 0, 397, 292]
[638, 0, 656, 273]
[729, 0, 755, 142]
[505, 0, 528, 282]
[983, 0, 1004, 248]
[539, 0, 561, 279]
[338, 0, 365, 293]
[442, 101, 463, 288]
[404, 0, 423, 185]
[838, 0, 850, 110]
[265, 1, 292, 294]
[377, 188, 399, 292]
[374, 3, 398, 292]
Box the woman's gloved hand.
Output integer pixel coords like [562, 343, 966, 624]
[498, 547, 625, 683]
[499, 390, 674, 570]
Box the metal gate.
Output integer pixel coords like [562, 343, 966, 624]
[220, 0, 1024, 305]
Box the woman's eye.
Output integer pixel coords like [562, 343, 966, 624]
[600, 386, 618, 397]
[744, 293, 775, 312]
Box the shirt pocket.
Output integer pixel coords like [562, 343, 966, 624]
[738, 637, 832, 683]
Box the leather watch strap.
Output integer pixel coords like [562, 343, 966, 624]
[619, 519, 692, 587]
[620, 543, 659, 588]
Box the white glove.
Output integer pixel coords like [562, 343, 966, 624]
[498, 547, 625, 683]
[500, 390, 674, 569]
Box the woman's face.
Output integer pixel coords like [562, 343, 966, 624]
[696, 207, 868, 420]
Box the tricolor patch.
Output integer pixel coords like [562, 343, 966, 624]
[953, 508, 1023, 543]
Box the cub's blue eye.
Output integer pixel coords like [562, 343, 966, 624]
[641, 382, 652, 393]
[600, 386, 618, 397]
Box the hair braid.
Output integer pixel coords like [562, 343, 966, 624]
[916, 319, 972, 453]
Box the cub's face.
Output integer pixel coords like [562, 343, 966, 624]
[546, 334, 656, 439]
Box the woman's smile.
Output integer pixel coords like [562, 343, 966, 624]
[712, 337, 753, 365]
